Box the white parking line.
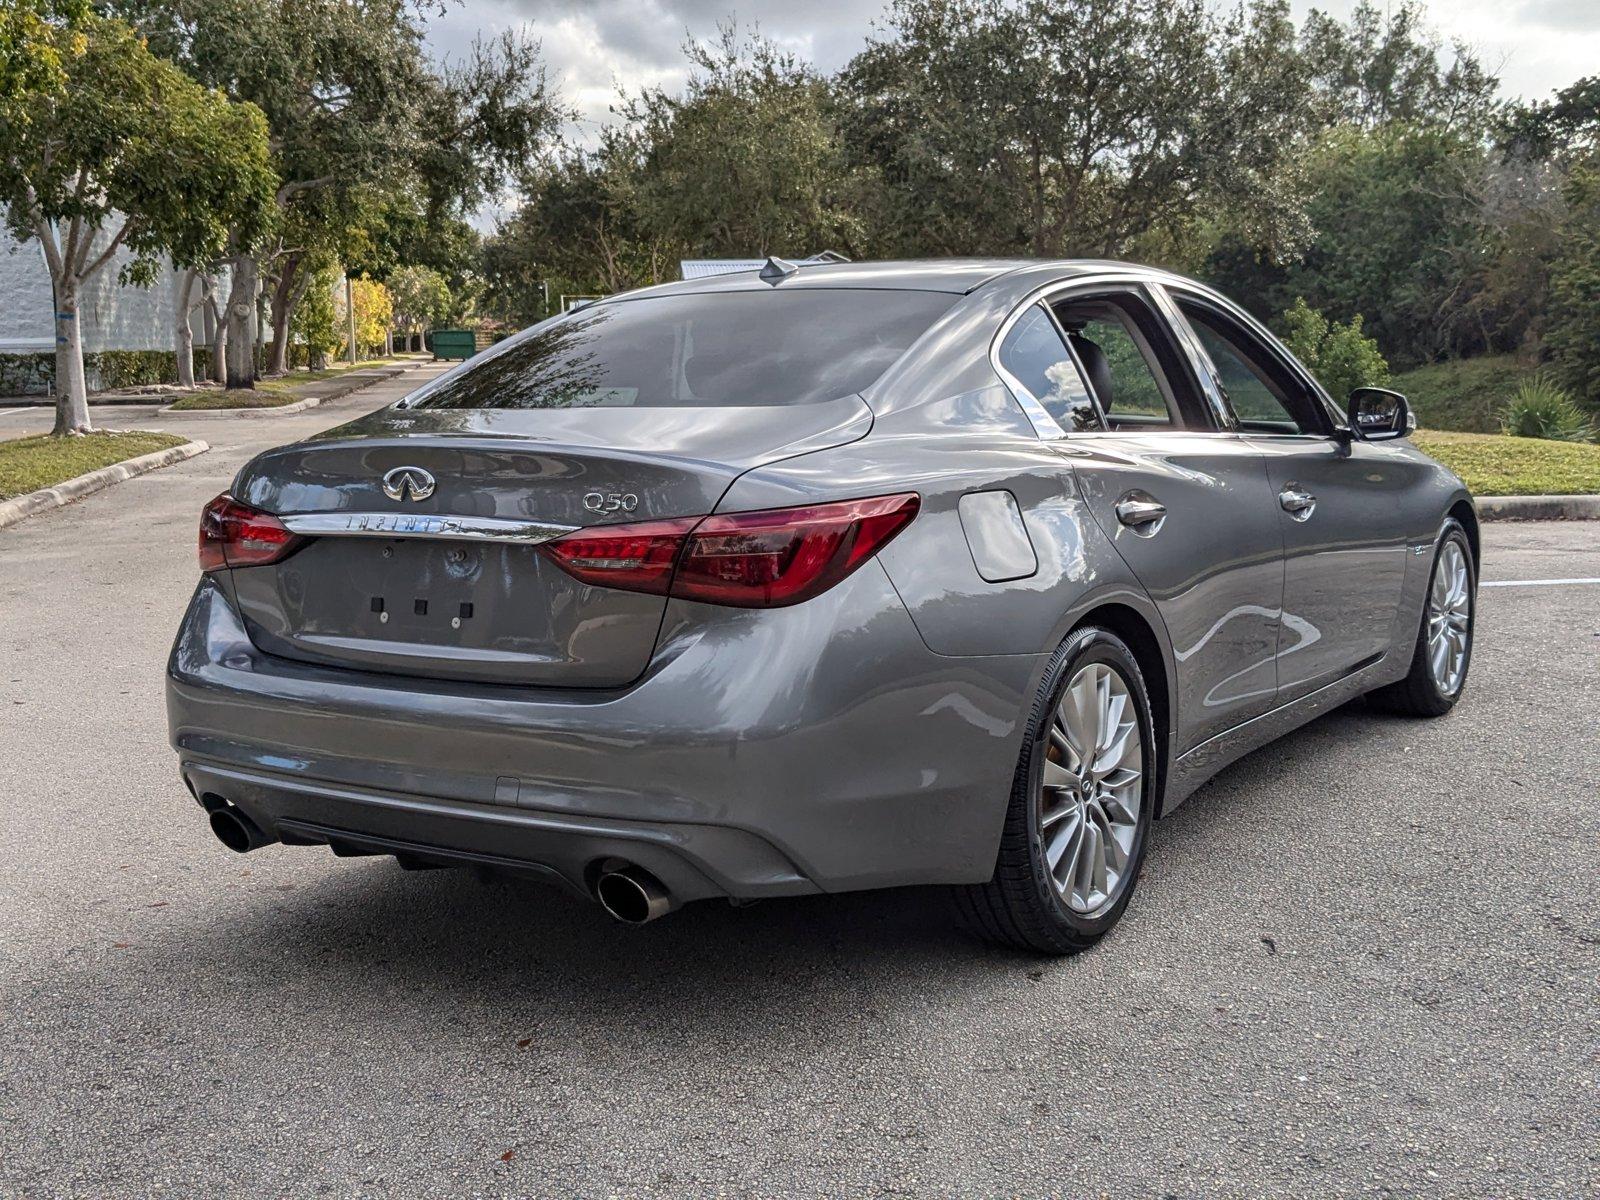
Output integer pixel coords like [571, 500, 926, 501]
[0, 407, 34, 418]
[1481, 578, 1600, 588]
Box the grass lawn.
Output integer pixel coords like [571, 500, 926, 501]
[1413, 430, 1600, 496]
[0, 430, 187, 501]
[166, 388, 304, 411]
[1390, 355, 1539, 434]
[165, 356, 419, 410]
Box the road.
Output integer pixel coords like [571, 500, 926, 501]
[1, 369, 1596, 1197]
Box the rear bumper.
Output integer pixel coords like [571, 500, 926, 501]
[181, 761, 811, 903]
[167, 569, 1042, 899]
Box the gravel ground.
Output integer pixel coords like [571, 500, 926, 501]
[1, 372, 1595, 1198]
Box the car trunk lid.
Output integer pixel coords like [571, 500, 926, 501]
[224, 397, 871, 687]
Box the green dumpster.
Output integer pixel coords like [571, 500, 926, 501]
[430, 329, 477, 361]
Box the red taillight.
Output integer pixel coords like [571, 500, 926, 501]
[198, 494, 303, 572]
[538, 517, 699, 596]
[540, 493, 920, 608]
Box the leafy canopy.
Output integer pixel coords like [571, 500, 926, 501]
[0, 13, 276, 279]
[837, 0, 1316, 260]
[1281, 297, 1390, 403]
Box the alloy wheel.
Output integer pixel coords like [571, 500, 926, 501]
[1427, 540, 1472, 696]
[1040, 662, 1144, 916]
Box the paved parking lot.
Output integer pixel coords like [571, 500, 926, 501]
[1, 372, 1595, 1197]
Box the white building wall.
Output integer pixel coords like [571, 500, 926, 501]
[0, 230, 56, 352]
[0, 222, 211, 355]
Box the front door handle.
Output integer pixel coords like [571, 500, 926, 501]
[1279, 486, 1316, 521]
[1115, 493, 1167, 532]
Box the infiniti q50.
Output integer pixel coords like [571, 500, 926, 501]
[166, 259, 1477, 954]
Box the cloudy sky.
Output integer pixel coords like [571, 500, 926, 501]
[425, 0, 1600, 144]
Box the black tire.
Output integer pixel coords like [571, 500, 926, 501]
[952, 625, 1157, 955]
[1367, 519, 1476, 717]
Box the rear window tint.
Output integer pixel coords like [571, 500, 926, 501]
[407, 289, 956, 410]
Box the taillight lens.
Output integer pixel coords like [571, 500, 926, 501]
[540, 493, 920, 608]
[538, 517, 699, 596]
[198, 494, 303, 572]
[674, 493, 920, 607]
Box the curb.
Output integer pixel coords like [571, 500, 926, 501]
[1476, 494, 1600, 521]
[156, 361, 426, 418]
[0, 438, 209, 532]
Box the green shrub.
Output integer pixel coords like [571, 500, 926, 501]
[1499, 376, 1596, 442]
[1280, 297, 1389, 405]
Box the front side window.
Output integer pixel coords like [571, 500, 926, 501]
[1178, 303, 1322, 435]
[407, 289, 957, 410]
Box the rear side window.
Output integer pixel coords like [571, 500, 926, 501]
[407, 289, 956, 409]
[996, 304, 1103, 433]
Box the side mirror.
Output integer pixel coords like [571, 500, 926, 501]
[1347, 387, 1413, 441]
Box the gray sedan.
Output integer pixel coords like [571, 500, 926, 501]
[166, 258, 1476, 954]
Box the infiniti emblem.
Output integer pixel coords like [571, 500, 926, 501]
[382, 466, 436, 502]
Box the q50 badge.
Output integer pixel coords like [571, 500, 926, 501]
[583, 492, 640, 514]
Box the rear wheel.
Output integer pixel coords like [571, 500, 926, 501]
[1368, 520, 1475, 717]
[953, 625, 1156, 955]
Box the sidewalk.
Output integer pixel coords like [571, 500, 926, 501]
[0, 357, 434, 443]
[0, 354, 431, 409]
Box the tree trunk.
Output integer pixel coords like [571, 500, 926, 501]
[345, 275, 358, 365]
[203, 275, 228, 384]
[383, 328, 393, 357]
[225, 254, 258, 389]
[175, 268, 198, 390]
[51, 279, 91, 435]
[267, 254, 303, 377]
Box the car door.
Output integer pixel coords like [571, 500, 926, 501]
[996, 284, 1286, 755]
[1164, 287, 1413, 703]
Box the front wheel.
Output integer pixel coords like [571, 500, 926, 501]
[952, 625, 1156, 955]
[1368, 519, 1476, 717]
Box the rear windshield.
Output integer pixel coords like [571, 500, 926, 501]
[406, 289, 956, 409]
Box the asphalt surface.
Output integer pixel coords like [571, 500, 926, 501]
[1, 370, 1596, 1198]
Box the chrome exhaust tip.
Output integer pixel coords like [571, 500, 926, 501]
[594, 866, 675, 924]
[208, 805, 274, 854]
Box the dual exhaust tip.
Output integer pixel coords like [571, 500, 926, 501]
[207, 804, 274, 854]
[204, 799, 676, 925]
[593, 866, 675, 924]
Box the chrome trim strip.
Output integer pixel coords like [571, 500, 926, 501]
[280, 512, 578, 545]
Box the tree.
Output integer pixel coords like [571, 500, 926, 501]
[484, 136, 673, 323]
[1281, 297, 1390, 402]
[0, 0, 85, 106]
[0, 14, 274, 432]
[837, 0, 1316, 261]
[1546, 158, 1600, 405]
[622, 27, 863, 259]
[336, 277, 393, 360]
[387, 265, 452, 351]
[111, 0, 517, 384]
[1300, 0, 1500, 134]
[1205, 123, 1486, 365]
[292, 265, 341, 369]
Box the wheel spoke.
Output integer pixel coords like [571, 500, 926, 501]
[1042, 758, 1076, 791]
[1045, 811, 1081, 871]
[1101, 764, 1141, 791]
[1085, 821, 1108, 897]
[1101, 790, 1139, 826]
[1094, 807, 1127, 872]
[1073, 669, 1103, 754]
[1095, 719, 1137, 774]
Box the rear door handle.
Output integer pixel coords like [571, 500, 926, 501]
[1115, 493, 1167, 531]
[1279, 486, 1316, 521]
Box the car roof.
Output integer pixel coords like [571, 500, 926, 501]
[602, 258, 1184, 301]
